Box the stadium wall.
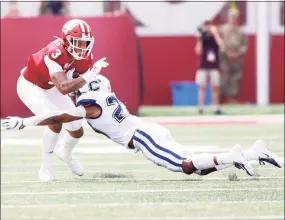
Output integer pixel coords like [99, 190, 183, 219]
[140, 35, 284, 105]
[1, 16, 284, 118]
[1, 15, 140, 117]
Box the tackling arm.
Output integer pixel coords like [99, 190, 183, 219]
[2, 106, 101, 130]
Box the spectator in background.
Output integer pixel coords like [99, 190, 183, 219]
[195, 21, 224, 115]
[39, 1, 69, 16]
[219, 9, 248, 104]
[5, 1, 20, 18]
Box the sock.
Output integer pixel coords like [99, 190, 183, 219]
[58, 131, 80, 159]
[194, 163, 233, 176]
[243, 148, 258, 161]
[41, 128, 60, 168]
[216, 152, 235, 165]
[191, 153, 216, 170]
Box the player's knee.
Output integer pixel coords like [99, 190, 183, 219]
[48, 123, 62, 133]
[68, 127, 84, 138]
[182, 159, 197, 175]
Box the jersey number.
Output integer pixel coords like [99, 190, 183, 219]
[51, 49, 62, 59]
[106, 95, 127, 123]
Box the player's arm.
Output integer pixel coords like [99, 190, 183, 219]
[50, 70, 87, 95]
[2, 106, 101, 130]
[45, 54, 108, 95]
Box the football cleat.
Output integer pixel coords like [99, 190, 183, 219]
[55, 147, 84, 176]
[39, 164, 54, 182]
[252, 140, 282, 168]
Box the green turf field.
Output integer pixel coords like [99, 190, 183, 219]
[1, 119, 284, 220]
[138, 104, 284, 116]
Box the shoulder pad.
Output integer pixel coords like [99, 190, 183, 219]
[76, 92, 97, 107]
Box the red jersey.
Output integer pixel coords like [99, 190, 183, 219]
[23, 39, 93, 89]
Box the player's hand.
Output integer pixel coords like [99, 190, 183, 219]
[93, 57, 109, 69]
[81, 57, 109, 82]
[1, 117, 25, 130]
[91, 57, 109, 75]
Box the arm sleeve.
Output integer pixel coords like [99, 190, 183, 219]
[44, 55, 63, 75]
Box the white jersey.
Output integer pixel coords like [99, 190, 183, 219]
[77, 91, 143, 146]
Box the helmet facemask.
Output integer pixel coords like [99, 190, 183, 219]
[66, 35, 94, 60]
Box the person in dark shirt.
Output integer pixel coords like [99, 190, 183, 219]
[39, 1, 69, 16]
[195, 21, 224, 115]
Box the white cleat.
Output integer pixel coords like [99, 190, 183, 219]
[55, 147, 84, 176]
[39, 165, 54, 182]
[230, 145, 254, 176]
[252, 140, 282, 168]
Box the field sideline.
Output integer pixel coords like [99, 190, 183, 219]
[1, 115, 284, 220]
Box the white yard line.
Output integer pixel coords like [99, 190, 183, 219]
[1, 176, 284, 185]
[1, 200, 283, 209]
[2, 187, 283, 195]
[0, 166, 279, 175]
[2, 136, 284, 145]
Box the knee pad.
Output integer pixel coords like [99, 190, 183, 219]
[63, 119, 83, 131]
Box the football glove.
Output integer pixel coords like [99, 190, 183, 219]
[1, 116, 25, 130]
[81, 57, 109, 82]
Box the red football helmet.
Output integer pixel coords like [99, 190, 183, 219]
[62, 19, 95, 60]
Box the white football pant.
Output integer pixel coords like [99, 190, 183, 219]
[133, 123, 186, 172]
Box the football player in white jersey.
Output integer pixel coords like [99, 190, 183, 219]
[2, 75, 282, 178]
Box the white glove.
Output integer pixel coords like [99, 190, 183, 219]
[93, 57, 109, 69]
[1, 117, 25, 130]
[81, 57, 109, 82]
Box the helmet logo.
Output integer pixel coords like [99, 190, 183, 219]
[63, 21, 79, 35]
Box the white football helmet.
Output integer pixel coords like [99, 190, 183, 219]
[77, 75, 111, 97]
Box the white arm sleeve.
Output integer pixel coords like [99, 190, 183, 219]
[44, 55, 63, 75]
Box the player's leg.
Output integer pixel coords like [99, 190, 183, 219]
[210, 69, 222, 114]
[195, 69, 207, 114]
[133, 123, 186, 172]
[133, 123, 254, 176]
[55, 125, 84, 176]
[50, 90, 84, 176]
[195, 140, 283, 176]
[17, 75, 61, 181]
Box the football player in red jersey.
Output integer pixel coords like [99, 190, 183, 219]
[16, 19, 109, 181]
